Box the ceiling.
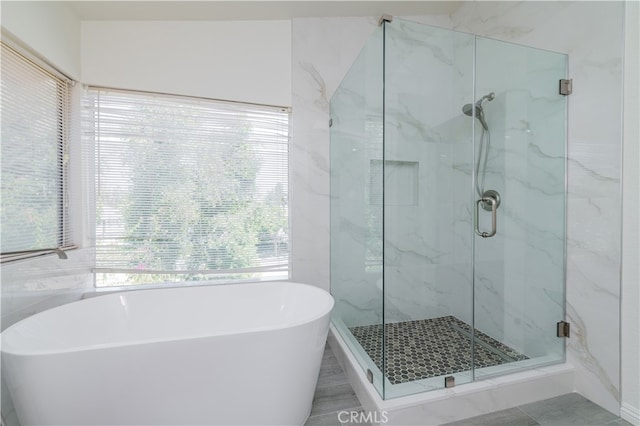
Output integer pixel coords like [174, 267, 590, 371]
[65, 1, 461, 21]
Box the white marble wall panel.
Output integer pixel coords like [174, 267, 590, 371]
[294, 2, 624, 415]
[471, 38, 567, 360]
[291, 17, 379, 296]
[328, 27, 385, 327]
[293, 15, 463, 326]
[381, 18, 475, 324]
[452, 0, 624, 415]
[1, 248, 94, 330]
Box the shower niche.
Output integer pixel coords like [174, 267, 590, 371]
[330, 17, 567, 400]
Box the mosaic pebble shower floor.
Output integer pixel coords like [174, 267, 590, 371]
[349, 316, 529, 385]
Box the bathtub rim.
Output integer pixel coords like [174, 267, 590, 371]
[1, 280, 334, 357]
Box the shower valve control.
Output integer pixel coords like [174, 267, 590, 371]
[480, 190, 501, 212]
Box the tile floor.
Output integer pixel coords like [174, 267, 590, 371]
[350, 316, 528, 384]
[306, 345, 633, 426]
[305, 345, 365, 426]
[443, 392, 633, 426]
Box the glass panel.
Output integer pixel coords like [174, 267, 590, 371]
[473, 37, 567, 379]
[382, 18, 475, 398]
[330, 25, 385, 396]
[330, 18, 567, 401]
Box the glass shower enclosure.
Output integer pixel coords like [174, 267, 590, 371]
[330, 18, 567, 400]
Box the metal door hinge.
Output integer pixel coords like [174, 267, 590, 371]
[329, 118, 333, 128]
[559, 79, 573, 95]
[366, 369, 374, 384]
[557, 321, 570, 338]
[444, 375, 455, 388]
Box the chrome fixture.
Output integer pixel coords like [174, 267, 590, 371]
[444, 376, 455, 388]
[559, 79, 573, 96]
[378, 14, 393, 26]
[557, 321, 571, 338]
[2, 247, 68, 259]
[462, 92, 495, 198]
[475, 193, 498, 238]
[464, 93, 501, 237]
[462, 92, 494, 131]
[480, 189, 501, 212]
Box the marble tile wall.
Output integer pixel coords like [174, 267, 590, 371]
[451, 1, 624, 415]
[471, 37, 567, 359]
[327, 21, 384, 328]
[319, 15, 567, 358]
[292, 0, 624, 416]
[382, 19, 474, 326]
[294, 15, 465, 329]
[0, 248, 94, 330]
[291, 16, 380, 297]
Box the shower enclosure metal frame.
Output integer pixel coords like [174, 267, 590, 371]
[330, 16, 568, 401]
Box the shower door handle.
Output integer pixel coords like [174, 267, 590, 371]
[475, 196, 497, 238]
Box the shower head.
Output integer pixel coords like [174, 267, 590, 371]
[462, 103, 489, 130]
[462, 92, 494, 130]
[462, 103, 481, 117]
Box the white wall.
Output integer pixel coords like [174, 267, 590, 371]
[81, 20, 291, 106]
[1, 4, 89, 424]
[1, 14, 294, 331]
[2, 12, 292, 426]
[1, 1, 81, 79]
[1, 1, 94, 329]
[621, 1, 640, 424]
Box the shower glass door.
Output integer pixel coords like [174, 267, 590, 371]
[381, 18, 476, 398]
[471, 37, 567, 380]
[330, 17, 567, 401]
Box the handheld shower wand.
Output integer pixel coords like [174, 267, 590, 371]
[462, 92, 495, 199]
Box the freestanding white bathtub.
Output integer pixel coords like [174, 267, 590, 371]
[1, 281, 334, 426]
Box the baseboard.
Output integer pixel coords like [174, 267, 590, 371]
[621, 402, 640, 426]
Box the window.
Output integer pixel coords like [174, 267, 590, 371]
[0, 42, 71, 259]
[83, 88, 289, 287]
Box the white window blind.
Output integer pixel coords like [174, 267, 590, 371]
[0, 42, 71, 258]
[83, 88, 289, 287]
